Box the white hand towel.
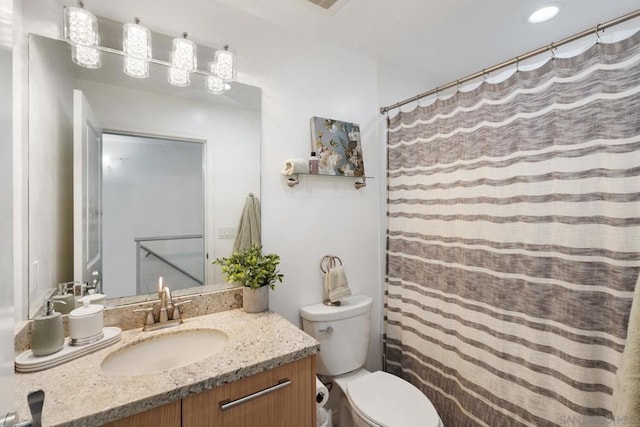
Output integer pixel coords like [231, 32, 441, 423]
[281, 158, 310, 175]
[324, 266, 352, 303]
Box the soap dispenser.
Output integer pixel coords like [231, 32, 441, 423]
[31, 300, 65, 356]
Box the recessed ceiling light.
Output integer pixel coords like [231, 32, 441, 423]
[528, 5, 560, 24]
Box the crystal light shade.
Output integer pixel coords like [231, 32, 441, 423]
[123, 19, 151, 78]
[124, 56, 149, 78]
[212, 46, 236, 82]
[171, 33, 197, 72]
[63, 3, 98, 47]
[72, 43, 101, 69]
[206, 61, 226, 94]
[168, 67, 190, 87]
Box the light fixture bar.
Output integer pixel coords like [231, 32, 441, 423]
[63, 4, 237, 94]
[93, 45, 233, 80]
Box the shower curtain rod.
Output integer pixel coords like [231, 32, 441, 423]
[380, 8, 640, 114]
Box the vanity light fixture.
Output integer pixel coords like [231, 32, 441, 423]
[123, 17, 151, 78]
[212, 45, 236, 82]
[528, 5, 560, 24]
[61, 5, 235, 94]
[169, 32, 197, 86]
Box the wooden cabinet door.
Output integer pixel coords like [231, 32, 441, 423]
[104, 399, 181, 427]
[183, 356, 316, 427]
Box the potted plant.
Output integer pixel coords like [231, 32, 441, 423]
[213, 244, 284, 313]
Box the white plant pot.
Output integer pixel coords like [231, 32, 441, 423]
[243, 286, 269, 313]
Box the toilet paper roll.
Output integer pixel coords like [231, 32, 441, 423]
[315, 377, 329, 407]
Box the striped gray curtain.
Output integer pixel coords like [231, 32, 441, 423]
[385, 31, 640, 426]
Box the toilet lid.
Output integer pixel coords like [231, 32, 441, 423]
[346, 371, 441, 427]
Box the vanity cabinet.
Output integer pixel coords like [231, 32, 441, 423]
[183, 355, 316, 427]
[105, 400, 181, 427]
[106, 356, 316, 427]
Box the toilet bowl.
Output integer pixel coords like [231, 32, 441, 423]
[300, 295, 443, 427]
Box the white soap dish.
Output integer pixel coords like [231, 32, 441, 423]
[15, 326, 121, 373]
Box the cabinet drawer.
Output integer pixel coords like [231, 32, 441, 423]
[182, 356, 316, 427]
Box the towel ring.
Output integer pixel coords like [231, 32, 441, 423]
[320, 255, 342, 274]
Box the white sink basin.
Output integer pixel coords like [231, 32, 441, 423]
[101, 329, 228, 375]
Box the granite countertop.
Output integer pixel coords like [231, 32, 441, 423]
[14, 309, 320, 427]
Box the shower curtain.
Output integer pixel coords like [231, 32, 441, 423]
[385, 31, 640, 426]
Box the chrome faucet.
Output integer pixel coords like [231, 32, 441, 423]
[58, 280, 88, 297]
[134, 285, 191, 332]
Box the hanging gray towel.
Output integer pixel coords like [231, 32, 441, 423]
[612, 273, 640, 421]
[233, 193, 261, 252]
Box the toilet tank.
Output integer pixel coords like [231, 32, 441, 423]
[300, 295, 373, 376]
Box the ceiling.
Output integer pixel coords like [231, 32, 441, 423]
[70, 0, 640, 91]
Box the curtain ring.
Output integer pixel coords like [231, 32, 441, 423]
[594, 23, 601, 44]
[549, 42, 556, 60]
[435, 88, 440, 100]
[456, 80, 462, 91]
[515, 56, 520, 73]
[482, 69, 487, 83]
[414, 94, 421, 107]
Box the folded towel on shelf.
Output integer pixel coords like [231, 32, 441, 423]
[612, 273, 640, 421]
[324, 266, 352, 303]
[281, 158, 310, 175]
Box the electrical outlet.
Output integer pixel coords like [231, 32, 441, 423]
[218, 227, 237, 239]
[32, 260, 39, 290]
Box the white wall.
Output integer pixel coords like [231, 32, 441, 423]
[229, 28, 383, 368]
[27, 32, 74, 316]
[13, 0, 62, 321]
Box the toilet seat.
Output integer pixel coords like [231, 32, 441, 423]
[346, 371, 442, 427]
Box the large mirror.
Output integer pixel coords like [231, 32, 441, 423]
[27, 31, 261, 317]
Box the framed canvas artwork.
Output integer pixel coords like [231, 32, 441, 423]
[310, 116, 365, 176]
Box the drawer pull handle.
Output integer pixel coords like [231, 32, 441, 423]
[219, 378, 292, 410]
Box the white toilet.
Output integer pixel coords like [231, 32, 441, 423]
[300, 294, 443, 427]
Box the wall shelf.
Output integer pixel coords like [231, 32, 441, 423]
[285, 173, 373, 190]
